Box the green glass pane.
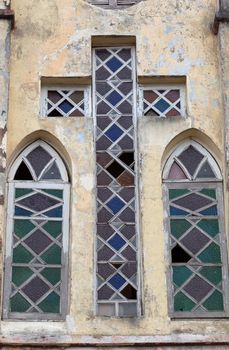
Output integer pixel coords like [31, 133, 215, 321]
[14, 219, 35, 238]
[41, 268, 61, 285]
[38, 292, 60, 313]
[197, 219, 219, 237]
[200, 267, 222, 286]
[169, 189, 189, 200]
[174, 291, 196, 312]
[198, 243, 221, 263]
[10, 293, 31, 312]
[43, 189, 63, 199]
[173, 266, 192, 287]
[42, 221, 62, 238]
[12, 267, 33, 287]
[170, 219, 192, 239]
[200, 189, 216, 199]
[41, 244, 61, 264]
[15, 188, 33, 198]
[203, 290, 224, 311]
[13, 245, 34, 263]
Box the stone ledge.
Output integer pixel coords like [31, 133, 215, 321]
[1, 334, 229, 347]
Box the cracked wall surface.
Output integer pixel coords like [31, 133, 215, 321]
[1, 0, 229, 348]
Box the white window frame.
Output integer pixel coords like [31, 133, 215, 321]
[3, 141, 70, 320]
[40, 85, 91, 118]
[138, 84, 186, 119]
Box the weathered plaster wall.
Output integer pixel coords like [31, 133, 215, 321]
[1, 0, 229, 347]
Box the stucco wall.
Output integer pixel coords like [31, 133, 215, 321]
[1, 0, 229, 346]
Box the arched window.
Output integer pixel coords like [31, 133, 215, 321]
[3, 140, 70, 320]
[162, 140, 229, 318]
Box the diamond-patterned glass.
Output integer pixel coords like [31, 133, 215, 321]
[46, 89, 85, 117]
[95, 48, 138, 317]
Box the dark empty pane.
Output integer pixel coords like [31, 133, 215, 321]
[47, 109, 63, 117]
[27, 146, 52, 177]
[119, 152, 134, 167]
[167, 162, 187, 180]
[172, 244, 192, 263]
[120, 284, 137, 299]
[178, 145, 204, 176]
[106, 161, 124, 178]
[41, 162, 62, 180]
[14, 161, 33, 180]
[197, 161, 216, 178]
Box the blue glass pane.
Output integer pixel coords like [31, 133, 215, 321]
[107, 197, 125, 214]
[15, 207, 33, 216]
[58, 100, 73, 113]
[45, 206, 63, 217]
[105, 125, 123, 141]
[108, 274, 126, 289]
[108, 234, 126, 250]
[106, 91, 123, 106]
[170, 206, 189, 216]
[106, 57, 122, 72]
[200, 205, 218, 216]
[154, 99, 170, 113]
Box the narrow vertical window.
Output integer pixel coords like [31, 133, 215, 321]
[3, 141, 70, 320]
[163, 140, 229, 317]
[94, 47, 140, 317]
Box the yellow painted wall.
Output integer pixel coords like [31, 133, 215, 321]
[2, 0, 229, 342]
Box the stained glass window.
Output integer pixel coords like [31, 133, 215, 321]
[94, 47, 140, 317]
[3, 141, 70, 320]
[41, 87, 90, 117]
[163, 141, 229, 317]
[141, 86, 185, 118]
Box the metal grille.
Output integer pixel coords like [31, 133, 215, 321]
[88, 0, 142, 9]
[94, 47, 139, 317]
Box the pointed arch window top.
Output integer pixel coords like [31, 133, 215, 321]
[10, 141, 68, 182]
[163, 141, 222, 182]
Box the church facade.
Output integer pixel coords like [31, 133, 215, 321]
[1, 0, 229, 348]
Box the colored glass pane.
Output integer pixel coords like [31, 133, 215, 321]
[41, 268, 61, 286]
[173, 266, 192, 287]
[178, 146, 204, 176]
[38, 292, 60, 313]
[15, 188, 33, 198]
[27, 146, 52, 177]
[41, 244, 62, 264]
[174, 292, 195, 312]
[169, 189, 189, 200]
[203, 291, 224, 311]
[198, 243, 221, 263]
[200, 267, 222, 286]
[12, 267, 33, 287]
[168, 162, 187, 180]
[170, 219, 192, 239]
[42, 221, 62, 238]
[199, 205, 218, 216]
[43, 189, 63, 199]
[13, 245, 33, 263]
[197, 219, 219, 237]
[14, 219, 35, 238]
[41, 162, 62, 180]
[200, 189, 216, 199]
[10, 293, 31, 312]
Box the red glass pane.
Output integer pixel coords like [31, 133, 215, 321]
[168, 162, 187, 180]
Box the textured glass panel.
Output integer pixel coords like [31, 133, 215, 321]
[69, 91, 84, 104]
[27, 146, 52, 177]
[169, 189, 189, 200]
[173, 193, 212, 211]
[197, 219, 219, 237]
[119, 303, 137, 316]
[48, 91, 62, 103]
[181, 228, 209, 254]
[41, 268, 61, 285]
[197, 162, 216, 178]
[198, 243, 221, 263]
[200, 189, 216, 199]
[43, 189, 63, 199]
[24, 229, 52, 254]
[170, 219, 192, 239]
[15, 189, 33, 198]
[41, 162, 62, 180]
[22, 276, 50, 302]
[97, 303, 116, 316]
[183, 275, 212, 302]
[42, 221, 62, 238]
[13, 245, 33, 263]
[200, 267, 222, 286]
[17, 193, 59, 212]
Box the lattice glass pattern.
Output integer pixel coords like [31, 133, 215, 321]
[43, 89, 86, 117]
[163, 142, 228, 317]
[4, 141, 69, 320]
[10, 188, 63, 314]
[87, 0, 142, 9]
[142, 87, 184, 118]
[94, 47, 139, 317]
